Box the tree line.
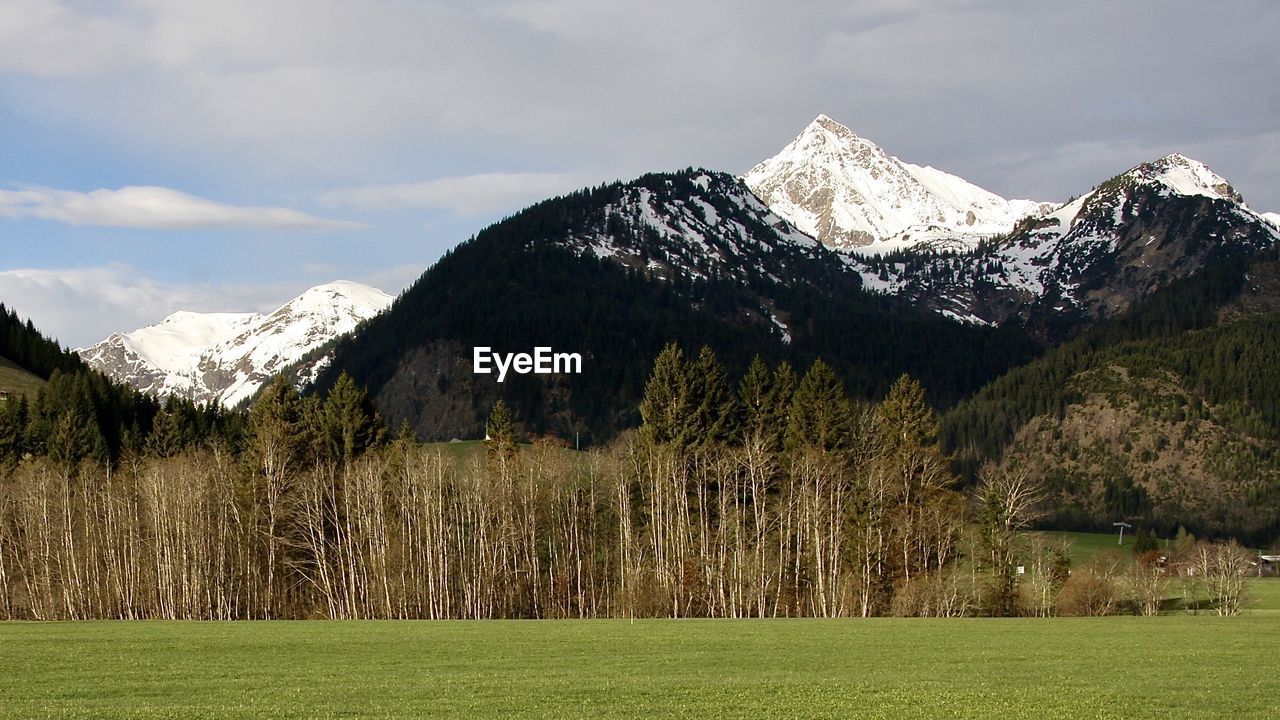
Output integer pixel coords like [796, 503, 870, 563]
[0, 344, 1255, 620]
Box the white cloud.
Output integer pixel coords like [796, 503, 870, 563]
[318, 172, 595, 216]
[352, 263, 425, 298]
[0, 0, 143, 77]
[0, 262, 422, 349]
[0, 264, 295, 349]
[2, 1, 1279, 210]
[0, 185, 361, 231]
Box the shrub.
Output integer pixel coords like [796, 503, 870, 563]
[1057, 570, 1125, 616]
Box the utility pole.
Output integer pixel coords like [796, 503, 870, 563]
[1113, 521, 1132, 545]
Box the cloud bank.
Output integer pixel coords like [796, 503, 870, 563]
[3, 1, 1277, 206]
[0, 185, 360, 231]
[318, 172, 595, 216]
[0, 263, 423, 349]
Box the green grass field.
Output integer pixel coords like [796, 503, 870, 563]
[1247, 577, 1280, 611]
[1030, 530, 1138, 566]
[0, 355, 44, 400]
[422, 438, 487, 460]
[2, 618, 1277, 719]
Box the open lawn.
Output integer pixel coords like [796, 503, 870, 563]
[421, 438, 487, 461]
[1, 618, 1277, 719]
[0, 355, 44, 400]
[1248, 578, 1280, 611]
[1030, 530, 1134, 566]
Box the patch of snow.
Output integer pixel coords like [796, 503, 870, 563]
[691, 197, 720, 226]
[766, 311, 792, 344]
[940, 309, 993, 326]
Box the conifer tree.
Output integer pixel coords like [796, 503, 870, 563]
[876, 374, 939, 449]
[868, 373, 959, 598]
[0, 397, 26, 469]
[145, 405, 186, 458]
[395, 419, 416, 444]
[765, 360, 798, 452]
[251, 377, 305, 465]
[738, 355, 773, 444]
[248, 375, 305, 618]
[786, 358, 854, 451]
[319, 372, 385, 463]
[47, 404, 107, 468]
[685, 346, 738, 446]
[485, 397, 517, 460]
[639, 342, 691, 447]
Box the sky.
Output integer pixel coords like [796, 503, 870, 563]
[1, 0, 1278, 348]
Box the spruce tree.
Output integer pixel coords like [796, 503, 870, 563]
[485, 397, 517, 459]
[766, 360, 799, 452]
[249, 375, 306, 475]
[738, 355, 773, 443]
[685, 346, 738, 446]
[319, 372, 385, 463]
[0, 397, 26, 469]
[47, 403, 107, 468]
[639, 342, 691, 447]
[876, 374, 939, 449]
[145, 405, 186, 458]
[786, 358, 854, 451]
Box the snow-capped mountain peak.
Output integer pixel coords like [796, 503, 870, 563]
[1122, 153, 1243, 203]
[285, 280, 395, 316]
[744, 114, 1051, 254]
[78, 281, 394, 407]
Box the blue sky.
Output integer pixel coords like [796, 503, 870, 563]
[2, 0, 1278, 347]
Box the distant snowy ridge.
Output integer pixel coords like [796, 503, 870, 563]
[78, 281, 393, 406]
[843, 153, 1280, 327]
[744, 115, 1051, 253]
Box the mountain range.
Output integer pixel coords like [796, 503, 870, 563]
[845, 152, 1279, 331]
[77, 281, 391, 407]
[76, 115, 1279, 433]
[14, 113, 1280, 539]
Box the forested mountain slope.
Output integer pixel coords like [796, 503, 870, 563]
[942, 249, 1280, 542]
[313, 170, 1038, 442]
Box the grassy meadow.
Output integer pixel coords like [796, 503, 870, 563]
[0, 355, 44, 400]
[1031, 530, 1136, 567]
[2, 617, 1278, 719]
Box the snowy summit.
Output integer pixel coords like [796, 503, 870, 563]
[77, 281, 394, 407]
[744, 115, 1051, 254]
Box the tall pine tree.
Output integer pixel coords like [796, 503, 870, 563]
[639, 342, 692, 447]
[684, 346, 738, 446]
[786, 359, 854, 452]
[318, 372, 385, 464]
